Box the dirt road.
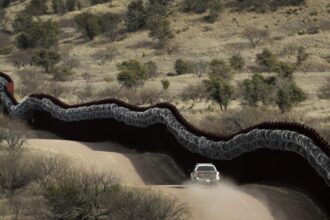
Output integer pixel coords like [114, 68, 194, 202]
[27, 139, 327, 220]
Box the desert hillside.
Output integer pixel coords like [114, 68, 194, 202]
[0, 0, 329, 138]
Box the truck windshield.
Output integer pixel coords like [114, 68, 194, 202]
[197, 166, 216, 172]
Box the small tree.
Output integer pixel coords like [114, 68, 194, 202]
[209, 59, 233, 80]
[149, 18, 174, 48]
[241, 74, 275, 106]
[125, 0, 147, 32]
[32, 49, 61, 73]
[243, 27, 269, 48]
[15, 20, 60, 49]
[296, 46, 309, 65]
[74, 12, 101, 40]
[204, 78, 233, 111]
[230, 54, 245, 72]
[175, 59, 191, 75]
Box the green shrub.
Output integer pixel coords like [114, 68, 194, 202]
[32, 49, 61, 73]
[256, 48, 278, 71]
[26, 0, 48, 16]
[175, 59, 192, 74]
[161, 79, 170, 90]
[183, 0, 212, 13]
[204, 0, 224, 23]
[230, 54, 245, 71]
[98, 12, 121, 35]
[12, 12, 33, 33]
[90, 0, 111, 5]
[148, 18, 174, 48]
[66, 0, 78, 11]
[242, 74, 275, 106]
[74, 12, 101, 40]
[15, 33, 30, 49]
[273, 61, 295, 78]
[52, 0, 66, 14]
[117, 60, 148, 88]
[15, 20, 60, 49]
[0, 0, 10, 8]
[146, 0, 172, 19]
[125, 0, 147, 32]
[74, 12, 120, 40]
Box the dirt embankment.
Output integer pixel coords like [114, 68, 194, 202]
[27, 139, 327, 220]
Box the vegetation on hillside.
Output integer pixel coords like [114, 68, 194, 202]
[0, 0, 329, 137]
[0, 116, 189, 219]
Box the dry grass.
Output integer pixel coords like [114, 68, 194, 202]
[0, 0, 329, 133]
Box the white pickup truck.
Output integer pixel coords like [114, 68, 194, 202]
[190, 163, 220, 184]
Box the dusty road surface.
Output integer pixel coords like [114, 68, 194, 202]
[27, 139, 327, 220]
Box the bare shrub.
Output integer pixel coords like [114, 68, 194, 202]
[136, 87, 162, 105]
[191, 61, 208, 78]
[180, 83, 210, 103]
[0, 150, 39, 190]
[8, 193, 27, 219]
[319, 77, 330, 99]
[243, 27, 270, 48]
[46, 81, 68, 98]
[43, 169, 117, 219]
[92, 46, 118, 65]
[0, 117, 29, 151]
[0, 32, 11, 53]
[199, 107, 305, 135]
[61, 55, 80, 71]
[109, 187, 189, 220]
[33, 154, 72, 188]
[96, 85, 122, 100]
[8, 49, 33, 69]
[297, 57, 330, 73]
[16, 69, 49, 97]
[0, 9, 8, 30]
[77, 72, 97, 102]
[317, 127, 330, 143]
